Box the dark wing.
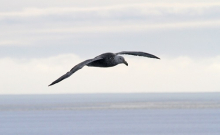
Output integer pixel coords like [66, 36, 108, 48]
[48, 57, 103, 86]
[116, 51, 160, 59]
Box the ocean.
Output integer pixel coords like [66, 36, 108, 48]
[0, 93, 220, 135]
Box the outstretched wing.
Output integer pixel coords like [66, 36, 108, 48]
[48, 57, 103, 86]
[116, 51, 160, 59]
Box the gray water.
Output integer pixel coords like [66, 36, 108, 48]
[0, 93, 220, 135]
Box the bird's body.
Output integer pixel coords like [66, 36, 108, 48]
[49, 51, 160, 86]
[87, 53, 118, 67]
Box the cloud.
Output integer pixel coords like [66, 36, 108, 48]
[1, 2, 220, 17]
[32, 20, 220, 34]
[1, 54, 220, 94]
[1, 2, 220, 25]
[0, 1, 219, 59]
[1, 2, 219, 45]
[0, 40, 29, 46]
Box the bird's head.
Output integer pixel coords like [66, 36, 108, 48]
[115, 56, 128, 66]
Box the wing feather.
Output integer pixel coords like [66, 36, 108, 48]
[116, 51, 160, 59]
[48, 57, 103, 86]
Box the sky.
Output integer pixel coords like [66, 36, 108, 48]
[1, 0, 220, 94]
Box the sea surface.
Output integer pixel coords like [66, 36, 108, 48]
[0, 93, 220, 135]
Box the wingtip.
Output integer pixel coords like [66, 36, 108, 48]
[48, 83, 53, 87]
[153, 56, 160, 59]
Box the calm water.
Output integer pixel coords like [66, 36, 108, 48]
[0, 93, 220, 135]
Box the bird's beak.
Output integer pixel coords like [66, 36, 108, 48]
[124, 60, 128, 66]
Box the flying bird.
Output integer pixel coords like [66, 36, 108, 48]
[49, 51, 160, 86]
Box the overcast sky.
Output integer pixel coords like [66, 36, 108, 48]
[1, 0, 220, 94]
